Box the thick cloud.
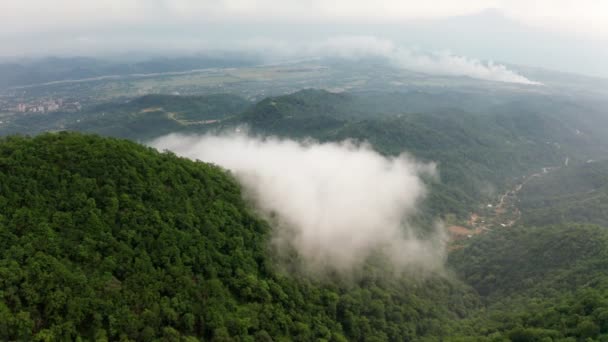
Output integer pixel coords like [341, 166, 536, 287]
[152, 133, 446, 273]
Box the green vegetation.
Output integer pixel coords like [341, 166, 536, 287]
[230, 90, 352, 137]
[3, 133, 608, 341]
[519, 160, 608, 227]
[9, 87, 590, 221]
[0, 56, 258, 89]
[68, 94, 250, 141]
[324, 112, 565, 218]
[2, 86, 608, 340]
[448, 224, 608, 341]
[117, 94, 251, 122]
[0, 133, 478, 341]
[227, 90, 600, 220]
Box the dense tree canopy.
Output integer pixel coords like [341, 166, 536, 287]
[2, 88, 608, 340]
[448, 224, 608, 341]
[0, 133, 477, 341]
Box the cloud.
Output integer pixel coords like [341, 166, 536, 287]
[2, 1, 608, 38]
[391, 48, 541, 85]
[152, 133, 446, 274]
[236, 36, 541, 84]
[318, 36, 541, 84]
[1, 2, 605, 78]
[0, 30, 541, 84]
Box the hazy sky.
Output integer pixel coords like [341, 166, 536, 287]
[2, 1, 607, 77]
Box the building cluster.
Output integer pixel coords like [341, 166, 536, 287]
[14, 99, 81, 113]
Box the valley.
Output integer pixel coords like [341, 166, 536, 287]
[5, 2, 608, 341]
[448, 165, 558, 246]
[1, 58, 608, 341]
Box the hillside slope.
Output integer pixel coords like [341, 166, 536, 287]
[2, 132, 608, 341]
[0, 133, 477, 341]
[518, 160, 608, 227]
[448, 224, 608, 341]
[69, 94, 251, 140]
[8, 88, 603, 223]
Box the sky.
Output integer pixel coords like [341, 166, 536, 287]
[1, 0, 607, 78]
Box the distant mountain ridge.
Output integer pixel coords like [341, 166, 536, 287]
[4, 88, 608, 221]
[0, 55, 260, 89]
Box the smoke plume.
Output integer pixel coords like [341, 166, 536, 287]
[152, 133, 446, 273]
[238, 36, 542, 85]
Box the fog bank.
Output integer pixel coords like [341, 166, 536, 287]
[152, 133, 446, 273]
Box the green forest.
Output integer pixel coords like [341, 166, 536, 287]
[4, 89, 607, 224]
[518, 160, 608, 227]
[0, 133, 478, 341]
[1, 133, 608, 341]
[2, 86, 608, 341]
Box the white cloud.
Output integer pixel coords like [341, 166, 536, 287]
[391, 49, 541, 85]
[233, 36, 541, 84]
[320, 36, 541, 84]
[2, 1, 608, 38]
[152, 133, 446, 274]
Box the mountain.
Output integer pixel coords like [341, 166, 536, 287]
[69, 94, 251, 140]
[228, 89, 608, 220]
[228, 89, 354, 138]
[519, 160, 608, 227]
[3, 133, 608, 341]
[0, 94, 251, 141]
[4, 88, 608, 223]
[2, 105, 608, 340]
[0, 133, 477, 341]
[448, 224, 608, 341]
[0, 55, 259, 89]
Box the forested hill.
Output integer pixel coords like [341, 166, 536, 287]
[3, 91, 608, 340]
[518, 160, 608, 227]
[447, 224, 608, 341]
[69, 94, 251, 141]
[3, 131, 608, 341]
[0, 132, 477, 341]
[5, 89, 607, 221]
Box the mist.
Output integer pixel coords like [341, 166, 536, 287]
[235, 36, 541, 84]
[152, 132, 446, 274]
[1, 34, 541, 85]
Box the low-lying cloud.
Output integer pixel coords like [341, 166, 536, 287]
[152, 133, 446, 274]
[246, 36, 541, 85]
[391, 48, 540, 85]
